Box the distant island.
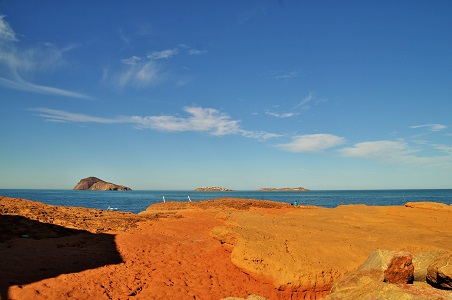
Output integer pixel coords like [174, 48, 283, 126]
[258, 187, 309, 191]
[73, 176, 132, 191]
[195, 186, 233, 192]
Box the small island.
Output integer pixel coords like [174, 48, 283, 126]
[258, 187, 309, 191]
[73, 176, 132, 191]
[195, 186, 233, 192]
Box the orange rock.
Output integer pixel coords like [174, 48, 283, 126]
[2, 197, 452, 299]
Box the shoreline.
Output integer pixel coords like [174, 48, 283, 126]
[1, 196, 451, 299]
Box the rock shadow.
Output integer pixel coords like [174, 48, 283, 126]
[0, 215, 123, 300]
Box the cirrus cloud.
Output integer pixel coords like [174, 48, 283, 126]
[0, 15, 92, 99]
[339, 140, 452, 167]
[107, 44, 207, 88]
[340, 140, 416, 160]
[410, 123, 447, 132]
[276, 134, 345, 153]
[31, 106, 280, 141]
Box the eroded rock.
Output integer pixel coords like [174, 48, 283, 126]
[323, 250, 452, 300]
[427, 252, 452, 290]
[413, 250, 448, 282]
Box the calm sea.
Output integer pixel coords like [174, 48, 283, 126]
[0, 189, 451, 214]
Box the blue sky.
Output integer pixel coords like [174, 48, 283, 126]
[1, 1, 451, 190]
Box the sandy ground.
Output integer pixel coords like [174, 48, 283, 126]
[1, 196, 451, 300]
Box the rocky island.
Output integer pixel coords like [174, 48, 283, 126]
[73, 176, 132, 191]
[258, 187, 309, 191]
[195, 186, 232, 191]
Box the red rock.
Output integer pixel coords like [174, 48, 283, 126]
[384, 253, 414, 284]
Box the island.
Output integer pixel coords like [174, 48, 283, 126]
[195, 186, 233, 191]
[258, 187, 309, 191]
[73, 176, 132, 191]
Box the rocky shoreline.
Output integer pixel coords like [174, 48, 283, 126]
[1, 196, 451, 299]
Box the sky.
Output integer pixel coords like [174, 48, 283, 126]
[0, 1, 451, 190]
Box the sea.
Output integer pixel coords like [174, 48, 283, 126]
[1, 189, 451, 214]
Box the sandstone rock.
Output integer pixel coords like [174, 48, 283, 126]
[405, 201, 452, 212]
[384, 253, 414, 284]
[323, 275, 452, 300]
[358, 249, 413, 283]
[210, 225, 239, 246]
[323, 250, 452, 300]
[73, 176, 131, 191]
[427, 252, 452, 290]
[413, 250, 448, 282]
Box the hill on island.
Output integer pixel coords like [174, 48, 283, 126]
[73, 177, 131, 191]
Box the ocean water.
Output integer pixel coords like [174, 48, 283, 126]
[0, 189, 451, 214]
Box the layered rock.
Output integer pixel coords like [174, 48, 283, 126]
[427, 252, 452, 289]
[413, 250, 448, 282]
[73, 176, 131, 191]
[210, 202, 452, 299]
[322, 250, 452, 299]
[356, 250, 414, 284]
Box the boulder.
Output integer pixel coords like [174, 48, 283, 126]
[413, 250, 448, 282]
[358, 249, 413, 284]
[323, 250, 452, 300]
[384, 253, 414, 284]
[427, 253, 452, 290]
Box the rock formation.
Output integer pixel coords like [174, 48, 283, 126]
[427, 252, 452, 289]
[73, 177, 131, 191]
[322, 250, 452, 299]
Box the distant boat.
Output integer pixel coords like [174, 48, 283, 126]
[107, 205, 118, 211]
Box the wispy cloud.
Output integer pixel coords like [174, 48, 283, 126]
[31, 108, 127, 124]
[410, 123, 447, 132]
[265, 92, 324, 119]
[0, 77, 92, 99]
[0, 15, 17, 42]
[265, 111, 296, 118]
[188, 49, 207, 55]
[339, 140, 452, 167]
[31, 106, 279, 141]
[340, 140, 415, 160]
[292, 92, 318, 110]
[116, 57, 160, 87]
[276, 134, 345, 153]
[147, 48, 179, 60]
[108, 44, 206, 88]
[272, 71, 297, 80]
[0, 15, 92, 99]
